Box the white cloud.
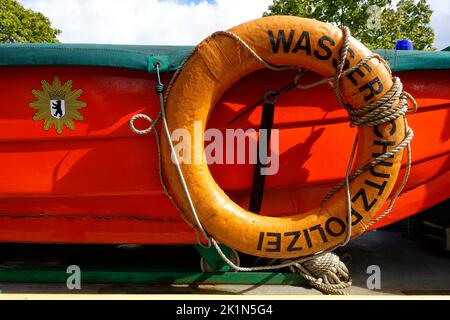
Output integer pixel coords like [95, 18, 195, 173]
[19, 0, 450, 49]
[428, 0, 450, 50]
[19, 0, 272, 45]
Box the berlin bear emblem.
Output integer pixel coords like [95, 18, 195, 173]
[50, 99, 65, 119]
[29, 76, 86, 134]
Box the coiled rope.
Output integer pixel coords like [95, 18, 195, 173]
[129, 26, 416, 295]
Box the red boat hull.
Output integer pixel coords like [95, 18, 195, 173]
[0, 65, 448, 244]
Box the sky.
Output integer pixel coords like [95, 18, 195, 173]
[19, 0, 450, 49]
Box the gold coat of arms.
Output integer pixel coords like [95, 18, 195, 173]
[29, 76, 86, 134]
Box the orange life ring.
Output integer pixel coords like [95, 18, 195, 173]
[161, 16, 405, 258]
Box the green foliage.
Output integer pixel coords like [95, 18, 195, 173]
[264, 0, 435, 50]
[0, 0, 61, 43]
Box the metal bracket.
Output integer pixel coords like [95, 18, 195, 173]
[195, 244, 233, 272]
[147, 56, 170, 73]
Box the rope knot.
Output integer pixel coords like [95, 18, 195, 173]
[290, 252, 352, 295]
[155, 84, 164, 94]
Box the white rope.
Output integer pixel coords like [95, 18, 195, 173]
[129, 110, 181, 214]
[289, 252, 352, 295]
[159, 78, 213, 248]
[129, 114, 156, 135]
[129, 25, 416, 295]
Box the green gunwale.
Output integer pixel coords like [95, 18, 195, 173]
[1, 43, 449, 73]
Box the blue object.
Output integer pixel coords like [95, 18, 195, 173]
[395, 39, 414, 50]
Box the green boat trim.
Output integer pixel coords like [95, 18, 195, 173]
[1, 43, 449, 73]
[376, 49, 450, 72]
[0, 265, 305, 285]
[0, 43, 194, 73]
